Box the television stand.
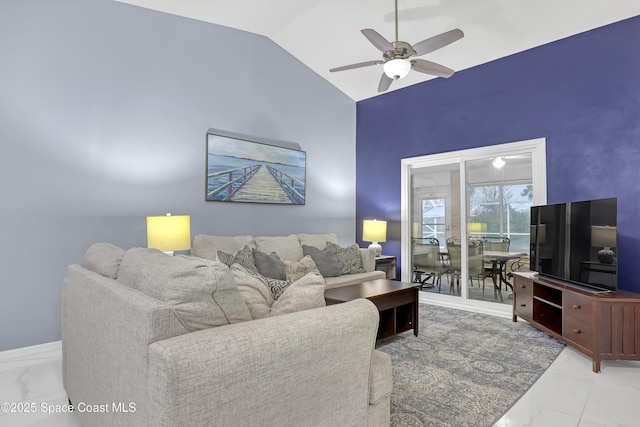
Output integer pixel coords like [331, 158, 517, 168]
[513, 272, 640, 372]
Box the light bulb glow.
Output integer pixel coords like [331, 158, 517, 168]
[492, 157, 505, 169]
[383, 59, 411, 80]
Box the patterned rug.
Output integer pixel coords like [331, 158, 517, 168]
[376, 304, 565, 427]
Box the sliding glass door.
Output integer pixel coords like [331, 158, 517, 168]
[410, 161, 460, 296]
[401, 139, 547, 312]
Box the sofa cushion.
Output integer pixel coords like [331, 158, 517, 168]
[117, 248, 252, 331]
[359, 248, 377, 272]
[297, 233, 339, 249]
[231, 265, 325, 319]
[252, 248, 286, 280]
[217, 245, 257, 272]
[81, 242, 125, 279]
[302, 244, 341, 277]
[255, 234, 303, 261]
[190, 234, 255, 260]
[283, 255, 321, 281]
[327, 242, 366, 274]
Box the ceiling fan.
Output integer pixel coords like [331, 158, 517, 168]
[329, 0, 464, 93]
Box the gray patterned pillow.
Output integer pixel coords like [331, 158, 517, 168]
[217, 245, 257, 272]
[283, 255, 321, 281]
[326, 242, 366, 274]
[231, 264, 325, 319]
[263, 276, 294, 300]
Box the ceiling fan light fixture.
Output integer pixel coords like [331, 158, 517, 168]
[492, 156, 506, 169]
[383, 58, 411, 80]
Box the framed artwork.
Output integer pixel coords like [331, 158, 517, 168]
[205, 130, 306, 205]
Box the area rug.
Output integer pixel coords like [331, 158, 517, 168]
[376, 304, 565, 427]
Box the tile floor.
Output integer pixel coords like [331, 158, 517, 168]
[1, 340, 639, 426]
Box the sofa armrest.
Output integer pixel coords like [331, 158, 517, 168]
[360, 247, 377, 272]
[148, 299, 384, 427]
[62, 265, 187, 427]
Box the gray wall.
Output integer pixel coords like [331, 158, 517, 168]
[0, 0, 356, 351]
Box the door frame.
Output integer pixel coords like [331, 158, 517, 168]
[400, 138, 547, 315]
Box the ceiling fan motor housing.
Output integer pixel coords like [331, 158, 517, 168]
[383, 41, 415, 61]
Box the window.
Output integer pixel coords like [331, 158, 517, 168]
[468, 183, 533, 252]
[420, 198, 446, 246]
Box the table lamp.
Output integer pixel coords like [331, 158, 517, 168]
[147, 213, 191, 255]
[363, 219, 387, 257]
[591, 225, 616, 264]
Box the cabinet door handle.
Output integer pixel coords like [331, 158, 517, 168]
[520, 304, 527, 307]
[520, 285, 526, 289]
[572, 304, 581, 309]
[572, 329, 581, 334]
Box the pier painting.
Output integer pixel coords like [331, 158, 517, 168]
[206, 133, 306, 205]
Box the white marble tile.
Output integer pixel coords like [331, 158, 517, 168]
[0, 359, 64, 401]
[0, 342, 79, 427]
[493, 404, 581, 427]
[578, 382, 640, 427]
[514, 370, 593, 418]
[543, 346, 595, 378]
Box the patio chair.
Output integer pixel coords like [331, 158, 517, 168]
[412, 238, 448, 291]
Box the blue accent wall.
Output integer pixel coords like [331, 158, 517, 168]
[356, 16, 640, 292]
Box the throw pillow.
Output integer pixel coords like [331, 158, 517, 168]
[117, 248, 252, 331]
[270, 273, 326, 317]
[217, 245, 258, 272]
[326, 242, 366, 274]
[283, 255, 321, 281]
[81, 242, 125, 279]
[252, 248, 286, 280]
[231, 265, 325, 319]
[302, 244, 341, 277]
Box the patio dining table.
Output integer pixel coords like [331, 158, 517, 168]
[484, 250, 528, 295]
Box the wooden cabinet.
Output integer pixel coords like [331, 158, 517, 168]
[513, 272, 640, 372]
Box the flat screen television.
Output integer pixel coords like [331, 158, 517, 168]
[530, 197, 617, 292]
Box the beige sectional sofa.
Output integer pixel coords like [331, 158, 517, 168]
[190, 232, 386, 288]
[62, 239, 392, 427]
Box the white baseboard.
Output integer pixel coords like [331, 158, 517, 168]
[0, 341, 61, 361]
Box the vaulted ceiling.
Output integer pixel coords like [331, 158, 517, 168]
[116, 0, 640, 101]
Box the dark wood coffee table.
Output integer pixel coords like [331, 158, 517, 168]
[325, 279, 420, 341]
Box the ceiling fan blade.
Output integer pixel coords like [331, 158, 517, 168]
[361, 29, 394, 52]
[412, 59, 455, 78]
[378, 73, 393, 92]
[329, 60, 382, 73]
[412, 29, 464, 57]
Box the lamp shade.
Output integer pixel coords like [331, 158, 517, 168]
[147, 214, 191, 252]
[383, 59, 411, 80]
[591, 226, 616, 248]
[363, 220, 387, 243]
[467, 222, 487, 233]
